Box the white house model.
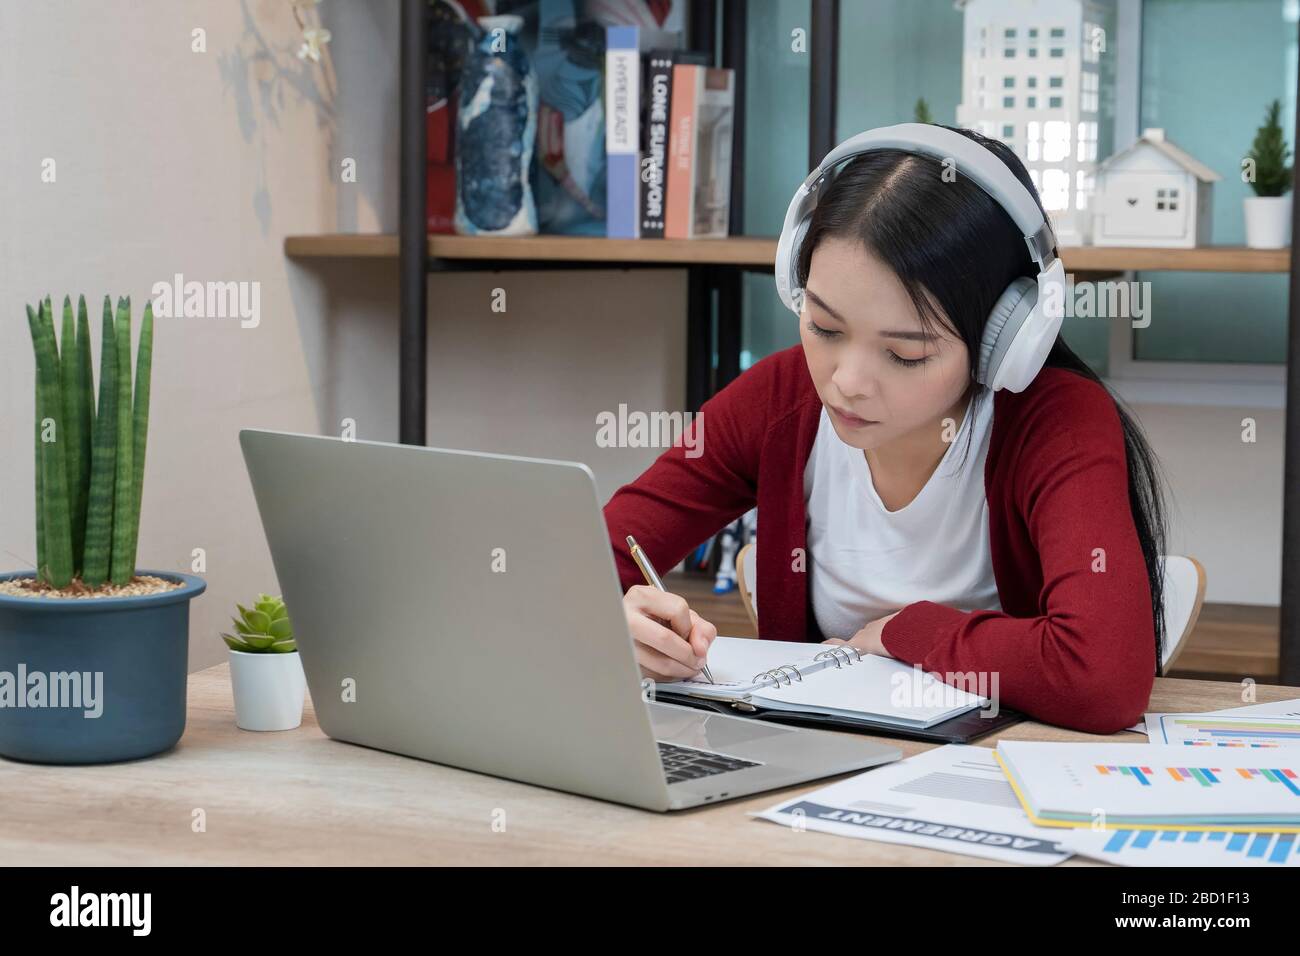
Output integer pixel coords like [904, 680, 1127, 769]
[1091, 127, 1219, 247]
[955, 0, 1107, 243]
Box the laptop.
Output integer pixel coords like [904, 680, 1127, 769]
[239, 429, 900, 811]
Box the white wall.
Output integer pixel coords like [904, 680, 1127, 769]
[0, 1, 1282, 681]
[1126, 401, 1282, 606]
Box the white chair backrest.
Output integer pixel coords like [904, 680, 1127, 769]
[1158, 555, 1206, 674]
[736, 542, 758, 632]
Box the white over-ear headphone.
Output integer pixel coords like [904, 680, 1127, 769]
[775, 123, 1066, 393]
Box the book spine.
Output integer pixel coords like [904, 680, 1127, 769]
[664, 63, 698, 241]
[638, 50, 676, 239]
[605, 26, 640, 239]
[690, 67, 735, 239]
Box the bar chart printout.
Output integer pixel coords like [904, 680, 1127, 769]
[1151, 715, 1300, 750]
[1060, 827, 1300, 866]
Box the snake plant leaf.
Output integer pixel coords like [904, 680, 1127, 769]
[108, 296, 135, 584]
[128, 300, 152, 576]
[74, 295, 94, 569]
[30, 306, 45, 580]
[29, 298, 74, 587]
[81, 296, 118, 587]
[59, 295, 89, 574]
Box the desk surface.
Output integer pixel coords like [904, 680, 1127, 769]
[3, 667, 1295, 866]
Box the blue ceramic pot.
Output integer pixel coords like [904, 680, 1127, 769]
[0, 570, 206, 764]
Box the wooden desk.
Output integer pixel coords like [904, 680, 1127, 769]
[3, 667, 1295, 866]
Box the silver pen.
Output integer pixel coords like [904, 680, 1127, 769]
[625, 535, 716, 683]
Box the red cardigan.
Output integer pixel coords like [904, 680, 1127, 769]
[602, 344, 1156, 734]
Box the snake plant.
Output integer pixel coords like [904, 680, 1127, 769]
[25, 294, 153, 589]
[222, 594, 296, 653]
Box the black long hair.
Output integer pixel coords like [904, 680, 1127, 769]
[794, 124, 1169, 673]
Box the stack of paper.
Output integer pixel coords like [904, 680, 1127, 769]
[753, 745, 1073, 865]
[1144, 712, 1300, 749]
[1127, 695, 1300, 734]
[995, 741, 1300, 831]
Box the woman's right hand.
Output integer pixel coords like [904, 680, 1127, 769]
[623, 585, 718, 682]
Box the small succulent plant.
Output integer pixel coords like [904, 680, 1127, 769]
[222, 593, 296, 653]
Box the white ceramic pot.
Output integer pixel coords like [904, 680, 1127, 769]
[1243, 194, 1292, 249]
[228, 649, 306, 731]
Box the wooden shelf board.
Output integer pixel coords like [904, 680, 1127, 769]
[285, 233, 777, 266]
[284, 234, 1292, 273]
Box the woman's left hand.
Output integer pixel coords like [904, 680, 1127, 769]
[823, 610, 902, 658]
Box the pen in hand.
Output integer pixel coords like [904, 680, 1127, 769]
[625, 535, 716, 684]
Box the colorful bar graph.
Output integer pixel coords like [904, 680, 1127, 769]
[1095, 763, 1300, 794]
[1095, 764, 1157, 785]
[1233, 767, 1300, 796]
[1159, 716, 1300, 749]
[1093, 828, 1300, 865]
[1168, 718, 1300, 744]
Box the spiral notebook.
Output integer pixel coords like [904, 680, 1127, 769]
[654, 636, 988, 730]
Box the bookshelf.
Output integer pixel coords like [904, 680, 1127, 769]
[292, 1, 1300, 684]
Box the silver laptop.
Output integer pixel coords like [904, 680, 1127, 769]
[239, 429, 899, 811]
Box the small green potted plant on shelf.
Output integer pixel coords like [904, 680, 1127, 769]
[1243, 98, 1294, 249]
[222, 593, 306, 731]
[0, 295, 206, 764]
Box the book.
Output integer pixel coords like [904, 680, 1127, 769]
[665, 64, 735, 239]
[654, 636, 987, 729]
[639, 48, 710, 238]
[995, 741, 1300, 832]
[605, 26, 641, 238]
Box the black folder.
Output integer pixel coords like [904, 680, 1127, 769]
[652, 689, 1025, 744]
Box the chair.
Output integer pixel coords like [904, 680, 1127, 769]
[735, 541, 758, 633]
[735, 542, 1205, 675]
[1158, 555, 1207, 674]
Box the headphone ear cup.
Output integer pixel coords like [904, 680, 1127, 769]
[777, 217, 813, 314]
[977, 277, 1038, 389]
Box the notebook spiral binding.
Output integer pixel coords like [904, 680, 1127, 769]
[751, 646, 864, 688]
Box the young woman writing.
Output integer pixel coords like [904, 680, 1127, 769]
[603, 123, 1168, 734]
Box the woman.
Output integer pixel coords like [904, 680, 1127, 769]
[603, 124, 1168, 734]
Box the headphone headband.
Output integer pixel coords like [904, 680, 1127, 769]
[775, 123, 1060, 314]
[774, 123, 1067, 394]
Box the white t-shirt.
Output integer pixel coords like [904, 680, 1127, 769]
[802, 390, 1002, 641]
